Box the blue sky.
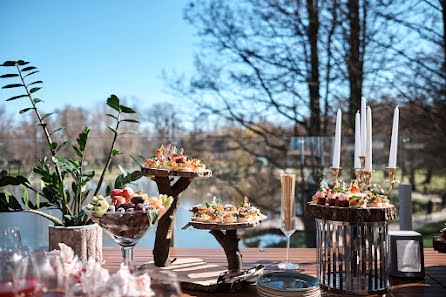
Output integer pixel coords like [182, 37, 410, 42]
[1, 0, 196, 115]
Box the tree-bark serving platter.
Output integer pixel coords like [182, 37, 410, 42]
[306, 202, 396, 222]
[141, 167, 212, 178]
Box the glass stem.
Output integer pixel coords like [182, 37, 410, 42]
[121, 246, 134, 268]
[286, 235, 291, 263]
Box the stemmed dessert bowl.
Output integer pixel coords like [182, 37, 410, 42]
[83, 206, 169, 268]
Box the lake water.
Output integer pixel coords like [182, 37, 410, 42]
[0, 178, 284, 249]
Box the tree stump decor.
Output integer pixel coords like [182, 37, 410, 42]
[182, 216, 266, 273]
[141, 167, 212, 267]
[306, 202, 397, 295]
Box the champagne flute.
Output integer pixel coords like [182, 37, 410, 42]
[278, 174, 299, 270]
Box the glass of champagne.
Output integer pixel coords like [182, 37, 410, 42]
[278, 173, 299, 270]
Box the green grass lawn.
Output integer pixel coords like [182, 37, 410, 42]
[415, 219, 446, 248]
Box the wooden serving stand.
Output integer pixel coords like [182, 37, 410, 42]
[182, 216, 266, 273]
[141, 167, 212, 267]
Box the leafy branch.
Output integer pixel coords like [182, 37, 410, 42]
[2, 60, 71, 221]
[93, 95, 139, 196]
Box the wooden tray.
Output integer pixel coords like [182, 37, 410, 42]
[306, 202, 396, 222]
[183, 215, 267, 230]
[141, 167, 212, 178]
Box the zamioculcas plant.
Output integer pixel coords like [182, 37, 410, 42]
[0, 60, 143, 226]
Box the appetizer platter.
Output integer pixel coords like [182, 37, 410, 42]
[306, 180, 396, 223]
[185, 196, 267, 230]
[141, 144, 212, 178]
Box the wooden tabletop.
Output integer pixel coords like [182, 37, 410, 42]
[102, 247, 446, 297]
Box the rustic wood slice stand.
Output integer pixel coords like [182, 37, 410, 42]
[306, 202, 396, 295]
[141, 167, 212, 267]
[182, 216, 266, 273]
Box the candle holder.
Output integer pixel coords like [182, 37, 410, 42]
[331, 167, 341, 186]
[372, 167, 400, 195]
[353, 157, 399, 194]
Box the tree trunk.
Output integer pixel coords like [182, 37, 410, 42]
[347, 0, 363, 132]
[307, 0, 321, 136]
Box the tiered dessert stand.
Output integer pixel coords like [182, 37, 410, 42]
[141, 167, 212, 267]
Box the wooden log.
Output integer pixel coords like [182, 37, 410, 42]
[210, 229, 243, 273]
[152, 176, 193, 267]
[305, 202, 396, 222]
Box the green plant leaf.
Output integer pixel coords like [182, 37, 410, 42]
[106, 184, 111, 196]
[52, 156, 75, 170]
[33, 98, 43, 104]
[36, 123, 47, 128]
[106, 95, 120, 112]
[73, 146, 83, 157]
[19, 107, 34, 114]
[42, 112, 54, 120]
[17, 60, 29, 66]
[56, 141, 67, 152]
[29, 87, 41, 93]
[121, 119, 139, 123]
[21, 66, 37, 72]
[130, 154, 143, 167]
[2, 84, 23, 89]
[24, 71, 39, 78]
[120, 105, 136, 113]
[28, 81, 43, 86]
[0, 74, 18, 78]
[49, 127, 64, 136]
[23, 187, 29, 209]
[111, 149, 122, 157]
[105, 113, 118, 120]
[6, 94, 28, 101]
[0, 175, 31, 187]
[49, 142, 58, 150]
[1, 61, 16, 66]
[107, 126, 117, 134]
[5, 191, 11, 203]
[36, 192, 40, 208]
[76, 127, 90, 151]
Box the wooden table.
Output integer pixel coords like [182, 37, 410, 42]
[102, 247, 446, 297]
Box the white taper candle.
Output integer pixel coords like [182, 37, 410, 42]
[364, 106, 373, 172]
[360, 97, 367, 156]
[332, 109, 342, 168]
[354, 111, 361, 168]
[388, 106, 399, 168]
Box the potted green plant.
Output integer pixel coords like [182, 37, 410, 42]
[0, 60, 143, 260]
